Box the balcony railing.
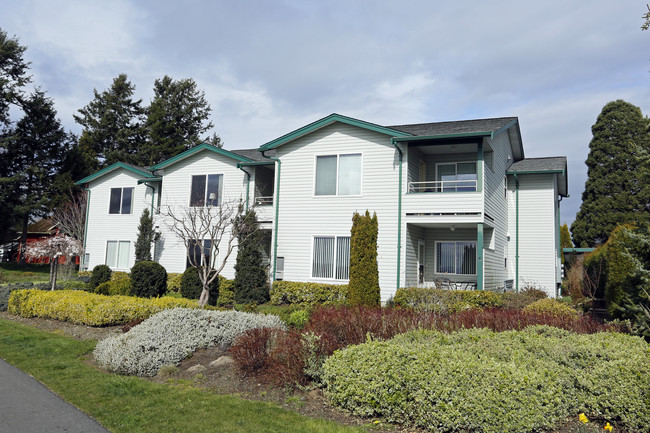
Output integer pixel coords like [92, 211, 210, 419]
[255, 196, 274, 206]
[408, 180, 477, 193]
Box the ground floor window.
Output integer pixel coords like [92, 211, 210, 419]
[312, 236, 350, 280]
[186, 239, 212, 269]
[106, 241, 130, 269]
[435, 241, 476, 275]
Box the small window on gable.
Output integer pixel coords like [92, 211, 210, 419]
[190, 174, 222, 207]
[109, 188, 134, 214]
[315, 154, 361, 196]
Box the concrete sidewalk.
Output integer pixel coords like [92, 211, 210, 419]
[0, 358, 109, 433]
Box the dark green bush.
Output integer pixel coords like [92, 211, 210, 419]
[233, 210, 269, 305]
[269, 281, 347, 306]
[90, 265, 112, 290]
[62, 280, 88, 291]
[180, 267, 218, 306]
[348, 211, 379, 306]
[130, 261, 167, 298]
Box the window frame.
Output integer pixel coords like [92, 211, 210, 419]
[105, 240, 130, 270]
[313, 153, 362, 197]
[108, 187, 134, 214]
[434, 240, 477, 276]
[311, 235, 351, 280]
[189, 174, 223, 207]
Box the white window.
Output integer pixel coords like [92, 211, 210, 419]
[312, 236, 351, 279]
[186, 239, 212, 268]
[190, 174, 222, 207]
[105, 241, 130, 269]
[435, 241, 476, 275]
[315, 154, 361, 196]
[436, 162, 477, 192]
[109, 187, 134, 214]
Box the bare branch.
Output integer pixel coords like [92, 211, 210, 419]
[51, 190, 87, 243]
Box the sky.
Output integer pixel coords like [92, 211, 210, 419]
[2, 0, 649, 226]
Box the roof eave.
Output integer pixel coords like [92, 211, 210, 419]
[74, 162, 154, 185]
[392, 131, 494, 143]
[150, 143, 254, 170]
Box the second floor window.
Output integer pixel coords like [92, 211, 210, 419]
[190, 174, 222, 207]
[109, 187, 133, 214]
[315, 153, 361, 196]
[436, 162, 477, 192]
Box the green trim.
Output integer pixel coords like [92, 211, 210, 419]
[477, 141, 483, 192]
[259, 113, 412, 151]
[391, 139, 403, 291]
[150, 143, 253, 170]
[82, 188, 91, 270]
[506, 169, 565, 175]
[477, 223, 484, 291]
[514, 174, 519, 293]
[237, 166, 252, 211]
[261, 151, 281, 282]
[556, 198, 561, 297]
[137, 177, 162, 184]
[563, 248, 596, 253]
[75, 162, 155, 185]
[392, 131, 493, 142]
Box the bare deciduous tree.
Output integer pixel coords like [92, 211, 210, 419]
[162, 199, 256, 306]
[24, 235, 83, 290]
[52, 190, 87, 243]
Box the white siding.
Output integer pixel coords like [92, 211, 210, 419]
[85, 169, 155, 271]
[274, 123, 400, 301]
[507, 174, 558, 297]
[155, 151, 248, 277]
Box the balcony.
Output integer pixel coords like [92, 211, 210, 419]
[407, 180, 478, 193]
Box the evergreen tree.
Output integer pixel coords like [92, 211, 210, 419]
[560, 223, 573, 264]
[233, 210, 269, 304]
[571, 100, 650, 247]
[74, 74, 145, 168]
[348, 210, 380, 306]
[134, 208, 155, 262]
[142, 76, 214, 166]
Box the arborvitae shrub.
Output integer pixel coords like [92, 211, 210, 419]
[90, 264, 112, 290]
[180, 267, 219, 306]
[604, 226, 636, 317]
[130, 261, 167, 298]
[233, 210, 269, 304]
[348, 210, 379, 306]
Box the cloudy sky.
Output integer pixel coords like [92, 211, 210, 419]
[2, 0, 649, 226]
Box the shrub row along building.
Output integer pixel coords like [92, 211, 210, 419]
[77, 113, 568, 300]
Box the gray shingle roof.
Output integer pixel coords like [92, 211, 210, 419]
[507, 157, 567, 173]
[231, 148, 275, 163]
[388, 117, 518, 137]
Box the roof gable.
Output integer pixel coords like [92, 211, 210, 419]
[75, 162, 155, 185]
[150, 143, 254, 170]
[258, 113, 413, 151]
[507, 156, 568, 197]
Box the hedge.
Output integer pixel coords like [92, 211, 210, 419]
[522, 298, 580, 319]
[392, 287, 504, 312]
[323, 326, 650, 433]
[270, 281, 348, 306]
[8, 289, 209, 326]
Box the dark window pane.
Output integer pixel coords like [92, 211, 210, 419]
[206, 175, 221, 206]
[109, 189, 122, 214]
[121, 188, 133, 214]
[203, 239, 212, 267]
[190, 175, 206, 207]
[186, 239, 203, 268]
[315, 156, 337, 195]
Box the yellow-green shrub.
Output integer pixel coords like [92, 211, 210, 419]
[523, 298, 580, 319]
[111, 271, 130, 282]
[78, 271, 92, 278]
[270, 281, 347, 306]
[392, 287, 503, 312]
[95, 279, 131, 296]
[167, 273, 183, 292]
[8, 289, 209, 326]
[217, 275, 235, 307]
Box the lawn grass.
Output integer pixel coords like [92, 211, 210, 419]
[0, 262, 51, 284]
[0, 318, 364, 433]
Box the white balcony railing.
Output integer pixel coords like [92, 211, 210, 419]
[255, 196, 274, 206]
[408, 180, 477, 193]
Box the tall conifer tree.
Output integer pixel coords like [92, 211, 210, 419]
[348, 210, 380, 306]
[233, 210, 268, 304]
[571, 100, 650, 247]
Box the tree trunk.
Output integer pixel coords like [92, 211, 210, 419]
[51, 259, 58, 291]
[19, 215, 28, 266]
[198, 287, 210, 307]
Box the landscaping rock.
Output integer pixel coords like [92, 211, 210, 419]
[186, 364, 207, 374]
[209, 356, 234, 368]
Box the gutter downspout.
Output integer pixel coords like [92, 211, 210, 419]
[261, 150, 281, 282]
[237, 165, 252, 211]
[514, 173, 519, 293]
[391, 139, 403, 291]
[82, 187, 91, 271]
[557, 195, 563, 298]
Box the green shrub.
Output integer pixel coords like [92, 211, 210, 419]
[77, 271, 92, 278]
[216, 276, 235, 307]
[166, 273, 183, 292]
[95, 278, 131, 296]
[89, 265, 111, 290]
[323, 327, 650, 433]
[286, 309, 310, 329]
[583, 245, 607, 299]
[180, 267, 218, 306]
[604, 226, 637, 316]
[501, 288, 548, 310]
[7, 289, 211, 326]
[233, 209, 269, 305]
[270, 281, 347, 306]
[348, 211, 380, 306]
[523, 298, 580, 319]
[62, 280, 88, 291]
[393, 287, 503, 312]
[130, 261, 167, 298]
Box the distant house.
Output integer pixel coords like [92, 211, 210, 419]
[77, 113, 568, 300]
[16, 219, 80, 265]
